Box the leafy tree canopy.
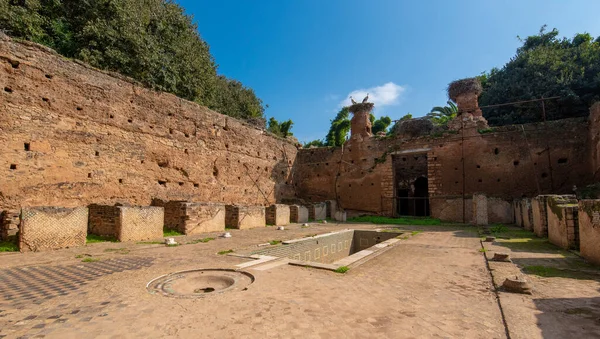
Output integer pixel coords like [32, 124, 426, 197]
[267, 117, 294, 138]
[303, 139, 325, 148]
[426, 101, 457, 127]
[0, 0, 268, 124]
[478, 25, 600, 126]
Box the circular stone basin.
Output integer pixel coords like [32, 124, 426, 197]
[147, 269, 254, 298]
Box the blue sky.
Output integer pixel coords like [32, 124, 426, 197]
[178, 0, 600, 143]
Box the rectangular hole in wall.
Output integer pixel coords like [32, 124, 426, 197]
[10, 164, 17, 170]
[24, 143, 30, 151]
[158, 180, 167, 187]
[193, 183, 199, 188]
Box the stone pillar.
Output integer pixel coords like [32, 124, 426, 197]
[447, 78, 489, 131]
[348, 102, 375, 140]
[472, 194, 488, 226]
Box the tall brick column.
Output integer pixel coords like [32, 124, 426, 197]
[349, 102, 375, 140]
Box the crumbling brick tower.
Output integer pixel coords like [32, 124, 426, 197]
[447, 77, 489, 131]
[349, 102, 375, 140]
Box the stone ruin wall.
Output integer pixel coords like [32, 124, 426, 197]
[295, 117, 593, 220]
[0, 36, 298, 217]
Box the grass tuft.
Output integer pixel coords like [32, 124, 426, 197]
[218, 249, 234, 255]
[189, 237, 215, 244]
[269, 240, 282, 245]
[81, 257, 100, 263]
[0, 236, 19, 252]
[348, 216, 441, 226]
[335, 266, 349, 274]
[163, 228, 183, 237]
[86, 234, 118, 243]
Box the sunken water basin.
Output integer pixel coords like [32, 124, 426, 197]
[247, 229, 402, 269]
[147, 269, 254, 298]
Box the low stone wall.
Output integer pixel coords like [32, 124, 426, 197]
[532, 195, 553, 237]
[225, 205, 265, 229]
[1, 210, 20, 240]
[578, 200, 600, 265]
[547, 196, 579, 250]
[430, 197, 472, 223]
[88, 204, 120, 238]
[487, 198, 513, 224]
[472, 194, 488, 226]
[117, 206, 164, 242]
[290, 205, 309, 223]
[521, 199, 533, 231]
[326, 200, 337, 219]
[252, 230, 355, 264]
[352, 230, 398, 252]
[158, 201, 225, 235]
[307, 203, 327, 221]
[514, 200, 523, 226]
[266, 204, 290, 226]
[19, 207, 88, 252]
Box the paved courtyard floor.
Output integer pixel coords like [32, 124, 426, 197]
[1, 222, 599, 338]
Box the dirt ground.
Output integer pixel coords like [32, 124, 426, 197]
[1, 222, 598, 338]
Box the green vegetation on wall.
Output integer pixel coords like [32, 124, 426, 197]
[478, 26, 600, 126]
[0, 0, 271, 125]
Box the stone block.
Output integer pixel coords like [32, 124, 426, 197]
[225, 205, 265, 230]
[521, 199, 533, 231]
[487, 198, 513, 224]
[0, 210, 20, 240]
[472, 194, 488, 226]
[547, 196, 579, 250]
[307, 203, 327, 221]
[578, 200, 600, 265]
[117, 206, 164, 242]
[266, 204, 290, 226]
[158, 201, 225, 235]
[334, 210, 347, 222]
[532, 195, 553, 237]
[326, 200, 337, 218]
[514, 200, 523, 227]
[290, 205, 309, 223]
[19, 207, 88, 252]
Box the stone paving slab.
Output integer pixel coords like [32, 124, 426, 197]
[0, 223, 507, 338]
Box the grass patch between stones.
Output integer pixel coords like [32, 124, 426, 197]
[335, 266, 349, 274]
[218, 249, 234, 255]
[189, 237, 215, 244]
[0, 236, 19, 252]
[163, 228, 183, 237]
[86, 234, 118, 243]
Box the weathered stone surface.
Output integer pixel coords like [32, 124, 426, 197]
[487, 197, 513, 224]
[266, 204, 290, 226]
[472, 194, 488, 226]
[225, 205, 265, 230]
[154, 200, 225, 235]
[19, 207, 88, 252]
[117, 206, 164, 242]
[532, 195, 552, 237]
[325, 200, 337, 218]
[290, 205, 309, 223]
[0, 36, 296, 212]
[547, 196, 579, 250]
[521, 199, 533, 231]
[307, 203, 327, 221]
[577, 200, 600, 265]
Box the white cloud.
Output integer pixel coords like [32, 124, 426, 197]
[340, 82, 406, 108]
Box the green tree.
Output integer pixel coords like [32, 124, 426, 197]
[267, 117, 294, 138]
[325, 107, 351, 147]
[479, 26, 600, 125]
[372, 115, 392, 134]
[426, 101, 458, 126]
[0, 0, 270, 124]
[303, 139, 325, 148]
